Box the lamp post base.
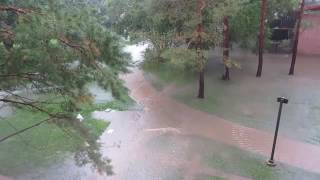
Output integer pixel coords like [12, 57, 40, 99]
[266, 160, 276, 167]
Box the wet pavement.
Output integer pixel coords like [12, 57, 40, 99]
[143, 49, 320, 144]
[0, 175, 11, 180]
[89, 67, 320, 179]
[86, 44, 320, 179]
[2, 44, 320, 179]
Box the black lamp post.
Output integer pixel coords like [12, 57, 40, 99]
[267, 97, 289, 167]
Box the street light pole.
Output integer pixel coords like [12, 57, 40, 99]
[267, 97, 289, 167]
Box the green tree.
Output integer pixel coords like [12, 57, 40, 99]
[109, 0, 225, 98]
[0, 0, 130, 174]
[108, 0, 300, 96]
[230, 0, 299, 50]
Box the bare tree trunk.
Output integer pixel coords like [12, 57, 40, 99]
[196, 0, 205, 99]
[289, 0, 305, 75]
[196, 23, 205, 99]
[198, 70, 205, 98]
[222, 16, 230, 80]
[256, 0, 267, 77]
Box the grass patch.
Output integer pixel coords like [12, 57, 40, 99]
[0, 93, 133, 176]
[143, 59, 320, 144]
[146, 134, 320, 180]
[195, 175, 226, 180]
[0, 108, 83, 176]
[142, 61, 196, 91]
[193, 136, 320, 180]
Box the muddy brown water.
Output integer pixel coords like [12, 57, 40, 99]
[3, 44, 320, 179]
[74, 67, 319, 179]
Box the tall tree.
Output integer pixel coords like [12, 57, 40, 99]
[289, 0, 305, 75]
[222, 16, 231, 80]
[110, 0, 224, 98]
[0, 0, 130, 174]
[196, 0, 205, 99]
[230, 0, 299, 53]
[212, 0, 245, 81]
[256, 0, 268, 77]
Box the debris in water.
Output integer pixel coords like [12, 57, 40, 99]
[144, 127, 181, 134]
[105, 108, 116, 113]
[107, 129, 114, 134]
[84, 142, 90, 147]
[77, 114, 84, 121]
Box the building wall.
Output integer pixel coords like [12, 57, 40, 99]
[298, 13, 320, 55]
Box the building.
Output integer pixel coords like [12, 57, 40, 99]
[298, 0, 320, 55]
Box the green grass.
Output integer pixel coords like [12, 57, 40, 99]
[143, 61, 196, 91]
[142, 59, 320, 144]
[195, 136, 320, 180]
[146, 134, 320, 180]
[195, 175, 226, 180]
[0, 93, 133, 176]
[0, 108, 83, 175]
[203, 147, 275, 179]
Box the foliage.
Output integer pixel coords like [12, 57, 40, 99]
[0, 0, 132, 175]
[230, 0, 299, 50]
[0, 0, 130, 97]
[161, 48, 208, 72]
[0, 97, 112, 176]
[107, 0, 247, 69]
[107, 0, 301, 57]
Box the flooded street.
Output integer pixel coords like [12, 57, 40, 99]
[2, 0, 320, 179]
[94, 67, 320, 179]
[2, 44, 320, 180]
[89, 45, 320, 179]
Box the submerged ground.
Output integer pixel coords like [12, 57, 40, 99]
[1, 44, 320, 179]
[144, 50, 320, 145]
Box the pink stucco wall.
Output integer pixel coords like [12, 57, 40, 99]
[298, 13, 320, 55]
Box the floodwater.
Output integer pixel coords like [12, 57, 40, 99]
[94, 68, 320, 178]
[123, 42, 149, 64]
[92, 45, 320, 179]
[0, 44, 150, 180]
[2, 44, 320, 179]
[87, 82, 114, 104]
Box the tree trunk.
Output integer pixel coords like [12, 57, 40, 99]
[256, 0, 267, 77]
[196, 0, 205, 99]
[289, 0, 305, 75]
[198, 70, 205, 99]
[222, 16, 230, 80]
[196, 24, 205, 99]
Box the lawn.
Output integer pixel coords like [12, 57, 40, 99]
[146, 134, 320, 180]
[0, 92, 133, 177]
[143, 51, 320, 144]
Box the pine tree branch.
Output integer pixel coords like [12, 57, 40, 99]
[0, 29, 14, 36]
[0, 98, 53, 115]
[58, 37, 87, 55]
[0, 73, 40, 78]
[0, 5, 33, 14]
[0, 117, 54, 143]
[3, 90, 61, 105]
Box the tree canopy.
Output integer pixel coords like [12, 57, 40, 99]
[0, 0, 131, 174]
